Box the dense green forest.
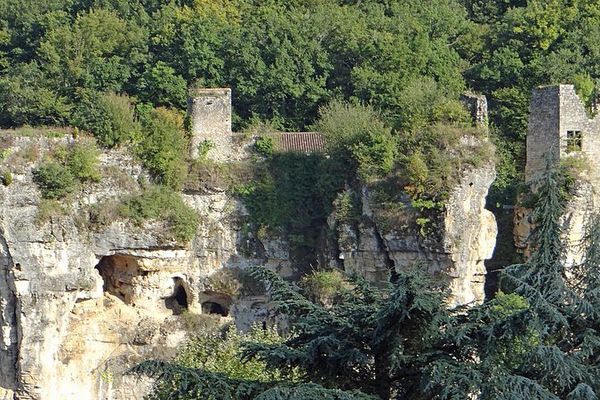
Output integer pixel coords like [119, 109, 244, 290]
[4, 0, 600, 201]
[4, 0, 600, 399]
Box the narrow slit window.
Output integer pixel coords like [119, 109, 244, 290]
[567, 130, 582, 152]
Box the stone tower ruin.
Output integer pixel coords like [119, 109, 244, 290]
[526, 84, 600, 184]
[188, 87, 232, 161]
[518, 84, 600, 267]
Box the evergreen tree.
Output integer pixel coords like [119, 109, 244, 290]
[427, 160, 599, 399]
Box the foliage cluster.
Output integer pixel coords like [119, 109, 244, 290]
[254, 136, 274, 157]
[3, 0, 600, 207]
[237, 152, 349, 268]
[72, 91, 139, 148]
[313, 99, 492, 237]
[134, 106, 188, 189]
[300, 269, 348, 305]
[0, 0, 468, 133]
[118, 185, 199, 242]
[32, 142, 100, 199]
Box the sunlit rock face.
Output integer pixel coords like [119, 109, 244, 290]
[330, 162, 497, 307]
[0, 136, 282, 400]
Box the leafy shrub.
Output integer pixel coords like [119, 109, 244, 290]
[197, 139, 215, 160]
[36, 199, 70, 224]
[431, 98, 472, 127]
[136, 106, 188, 189]
[351, 129, 397, 181]
[72, 91, 140, 148]
[254, 136, 274, 157]
[32, 141, 102, 199]
[333, 190, 360, 225]
[118, 186, 199, 242]
[315, 100, 395, 182]
[1, 170, 12, 186]
[573, 73, 596, 116]
[175, 326, 293, 383]
[397, 123, 494, 199]
[66, 143, 101, 182]
[404, 151, 429, 197]
[300, 269, 348, 305]
[32, 161, 75, 199]
[0, 63, 72, 127]
[137, 61, 187, 109]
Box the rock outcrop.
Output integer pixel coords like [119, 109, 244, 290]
[0, 135, 282, 400]
[331, 163, 497, 306]
[0, 130, 498, 399]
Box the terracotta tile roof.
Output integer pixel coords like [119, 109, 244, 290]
[269, 132, 326, 153]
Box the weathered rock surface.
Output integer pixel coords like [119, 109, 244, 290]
[514, 179, 594, 268]
[331, 163, 497, 306]
[0, 136, 281, 400]
[0, 132, 498, 399]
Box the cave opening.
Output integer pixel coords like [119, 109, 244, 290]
[200, 291, 232, 317]
[95, 255, 140, 304]
[201, 301, 229, 316]
[165, 277, 190, 315]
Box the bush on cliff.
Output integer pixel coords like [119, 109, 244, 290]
[72, 91, 140, 148]
[33, 141, 101, 199]
[32, 161, 75, 199]
[118, 185, 199, 243]
[135, 106, 188, 190]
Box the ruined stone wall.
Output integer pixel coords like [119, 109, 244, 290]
[519, 84, 600, 266]
[188, 88, 232, 161]
[461, 93, 488, 127]
[526, 86, 561, 181]
[526, 84, 600, 186]
[559, 85, 600, 189]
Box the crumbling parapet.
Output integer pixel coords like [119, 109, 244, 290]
[188, 88, 232, 161]
[461, 93, 488, 127]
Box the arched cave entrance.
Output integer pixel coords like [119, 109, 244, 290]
[200, 291, 232, 317]
[95, 255, 141, 304]
[202, 301, 228, 316]
[165, 277, 191, 315]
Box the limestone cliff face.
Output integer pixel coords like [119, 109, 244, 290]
[514, 179, 594, 267]
[331, 163, 497, 306]
[0, 136, 281, 400]
[0, 133, 498, 399]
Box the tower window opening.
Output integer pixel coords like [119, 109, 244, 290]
[567, 130, 582, 152]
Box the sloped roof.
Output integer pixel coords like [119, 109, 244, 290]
[269, 132, 326, 153]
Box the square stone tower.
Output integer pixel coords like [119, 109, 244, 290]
[188, 87, 232, 161]
[526, 84, 600, 183]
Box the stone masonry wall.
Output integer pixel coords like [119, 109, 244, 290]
[559, 85, 600, 188]
[526, 84, 600, 187]
[526, 86, 561, 181]
[188, 88, 232, 161]
[519, 84, 600, 267]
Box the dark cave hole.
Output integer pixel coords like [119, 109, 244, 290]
[94, 255, 140, 304]
[165, 278, 190, 315]
[201, 301, 229, 317]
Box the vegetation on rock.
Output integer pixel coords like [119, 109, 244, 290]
[118, 185, 199, 243]
[32, 141, 100, 199]
[136, 163, 600, 399]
